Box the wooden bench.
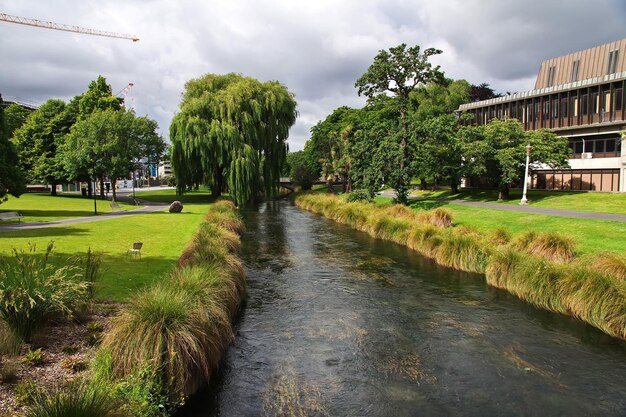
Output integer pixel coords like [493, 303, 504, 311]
[0, 212, 23, 223]
[110, 202, 122, 211]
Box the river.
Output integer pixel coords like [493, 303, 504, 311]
[180, 201, 626, 417]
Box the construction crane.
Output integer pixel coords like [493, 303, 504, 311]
[0, 12, 139, 42]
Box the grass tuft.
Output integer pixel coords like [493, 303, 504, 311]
[25, 381, 119, 417]
[588, 252, 626, 281]
[513, 231, 577, 263]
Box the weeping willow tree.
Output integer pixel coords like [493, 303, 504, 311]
[170, 73, 297, 206]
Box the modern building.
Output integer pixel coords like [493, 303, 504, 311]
[458, 38, 626, 192]
[158, 161, 172, 177]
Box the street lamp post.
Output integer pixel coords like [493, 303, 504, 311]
[519, 144, 532, 205]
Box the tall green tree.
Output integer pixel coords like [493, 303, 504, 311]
[0, 102, 26, 203]
[463, 118, 570, 200]
[355, 43, 445, 204]
[3, 104, 32, 138]
[169, 73, 297, 206]
[11, 99, 72, 195]
[286, 150, 318, 190]
[63, 108, 165, 200]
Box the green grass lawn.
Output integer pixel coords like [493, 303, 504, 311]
[0, 193, 136, 222]
[375, 196, 626, 255]
[409, 188, 626, 215]
[0, 191, 215, 301]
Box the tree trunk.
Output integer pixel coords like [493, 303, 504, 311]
[99, 178, 105, 199]
[327, 178, 335, 194]
[498, 185, 510, 200]
[450, 179, 459, 194]
[212, 167, 223, 197]
[87, 181, 92, 198]
[347, 173, 352, 193]
[50, 183, 57, 196]
[112, 178, 117, 202]
[420, 177, 428, 190]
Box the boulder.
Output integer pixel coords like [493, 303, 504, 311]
[169, 200, 183, 213]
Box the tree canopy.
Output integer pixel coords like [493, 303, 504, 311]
[0, 102, 26, 203]
[169, 73, 297, 206]
[354, 43, 446, 203]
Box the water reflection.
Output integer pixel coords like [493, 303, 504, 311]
[179, 201, 626, 417]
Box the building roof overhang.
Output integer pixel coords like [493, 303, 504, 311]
[458, 71, 626, 112]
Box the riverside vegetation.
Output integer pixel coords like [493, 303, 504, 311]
[295, 193, 626, 340]
[0, 200, 246, 417]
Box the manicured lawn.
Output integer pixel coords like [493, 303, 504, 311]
[0, 192, 214, 301]
[0, 192, 135, 222]
[409, 189, 626, 215]
[375, 196, 626, 255]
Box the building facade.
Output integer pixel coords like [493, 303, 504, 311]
[458, 39, 626, 192]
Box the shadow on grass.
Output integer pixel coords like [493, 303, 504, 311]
[0, 226, 89, 237]
[414, 188, 594, 205]
[0, 249, 180, 302]
[17, 209, 97, 219]
[407, 200, 450, 211]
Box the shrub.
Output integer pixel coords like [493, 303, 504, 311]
[61, 357, 87, 373]
[15, 379, 40, 406]
[490, 227, 511, 245]
[23, 348, 44, 367]
[513, 231, 577, 263]
[346, 189, 373, 203]
[0, 357, 19, 383]
[0, 243, 90, 341]
[589, 252, 626, 281]
[25, 381, 120, 417]
[418, 207, 453, 227]
[435, 233, 491, 273]
[102, 285, 231, 399]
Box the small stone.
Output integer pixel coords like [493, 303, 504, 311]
[169, 201, 183, 213]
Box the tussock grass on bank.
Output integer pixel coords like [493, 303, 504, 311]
[295, 193, 626, 340]
[99, 199, 246, 404]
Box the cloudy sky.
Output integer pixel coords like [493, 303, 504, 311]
[2, 0, 626, 150]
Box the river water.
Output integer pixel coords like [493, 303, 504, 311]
[180, 201, 626, 417]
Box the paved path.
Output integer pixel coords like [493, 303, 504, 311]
[377, 190, 626, 222]
[0, 201, 168, 233]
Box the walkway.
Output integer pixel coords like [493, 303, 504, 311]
[377, 190, 626, 222]
[0, 200, 168, 232]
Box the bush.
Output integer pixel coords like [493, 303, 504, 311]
[102, 285, 228, 399]
[589, 252, 626, 281]
[513, 231, 577, 263]
[0, 243, 90, 341]
[23, 348, 44, 367]
[346, 189, 373, 203]
[0, 356, 19, 383]
[25, 381, 120, 417]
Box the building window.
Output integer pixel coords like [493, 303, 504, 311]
[571, 60, 580, 82]
[616, 88, 623, 111]
[547, 66, 556, 87]
[581, 94, 588, 116]
[607, 49, 619, 74]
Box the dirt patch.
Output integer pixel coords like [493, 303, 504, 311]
[0, 303, 118, 415]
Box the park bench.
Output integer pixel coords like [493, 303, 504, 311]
[0, 212, 23, 223]
[110, 202, 122, 211]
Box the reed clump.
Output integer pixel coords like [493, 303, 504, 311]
[513, 231, 577, 263]
[295, 192, 626, 341]
[100, 200, 246, 404]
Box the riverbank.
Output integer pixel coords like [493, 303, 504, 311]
[294, 193, 626, 340]
[0, 200, 246, 416]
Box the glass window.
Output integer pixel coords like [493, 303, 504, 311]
[574, 141, 584, 153]
[607, 50, 619, 74]
[595, 140, 605, 153]
[571, 60, 580, 82]
[581, 94, 588, 116]
[606, 139, 616, 153]
[616, 89, 623, 111]
[561, 98, 568, 118]
[591, 93, 599, 114]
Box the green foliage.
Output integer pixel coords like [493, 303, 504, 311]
[589, 252, 626, 281]
[11, 99, 70, 187]
[513, 231, 577, 263]
[25, 380, 120, 417]
[462, 118, 570, 199]
[0, 242, 90, 341]
[287, 150, 318, 190]
[15, 378, 41, 406]
[355, 44, 446, 204]
[101, 202, 245, 405]
[346, 189, 373, 203]
[0, 101, 26, 203]
[170, 73, 297, 206]
[3, 104, 32, 138]
[23, 348, 44, 367]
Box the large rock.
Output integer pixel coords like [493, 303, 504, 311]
[169, 200, 183, 213]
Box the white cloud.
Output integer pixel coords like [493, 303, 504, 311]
[1, 0, 625, 151]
